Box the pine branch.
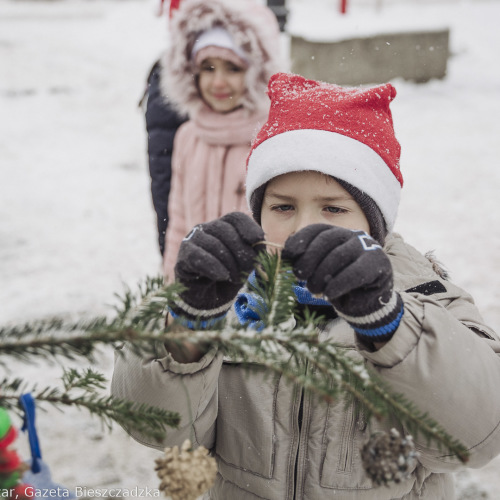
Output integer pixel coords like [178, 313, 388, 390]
[316, 342, 469, 461]
[163, 324, 468, 462]
[0, 325, 159, 363]
[253, 252, 297, 327]
[0, 283, 181, 363]
[0, 276, 184, 441]
[366, 380, 469, 462]
[0, 256, 470, 462]
[113, 276, 184, 330]
[0, 277, 183, 364]
[0, 369, 179, 443]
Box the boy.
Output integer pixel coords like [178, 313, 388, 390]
[112, 73, 500, 499]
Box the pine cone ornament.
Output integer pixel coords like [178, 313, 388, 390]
[361, 428, 419, 486]
[155, 439, 217, 500]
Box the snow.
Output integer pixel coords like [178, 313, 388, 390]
[1, 0, 500, 496]
[288, 0, 451, 41]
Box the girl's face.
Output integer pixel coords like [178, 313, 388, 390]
[197, 57, 247, 113]
[261, 171, 370, 247]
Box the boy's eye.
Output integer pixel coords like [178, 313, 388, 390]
[271, 204, 294, 212]
[324, 206, 347, 214]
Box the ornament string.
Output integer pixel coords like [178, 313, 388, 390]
[252, 240, 284, 250]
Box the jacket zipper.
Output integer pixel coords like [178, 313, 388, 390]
[292, 389, 304, 500]
[292, 360, 309, 500]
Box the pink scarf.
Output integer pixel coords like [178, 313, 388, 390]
[192, 104, 268, 146]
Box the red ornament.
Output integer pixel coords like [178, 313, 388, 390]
[0, 407, 33, 497]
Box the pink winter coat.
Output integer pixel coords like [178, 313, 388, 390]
[162, 105, 268, 280]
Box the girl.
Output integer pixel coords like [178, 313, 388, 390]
[159, 0, 283, 280]
[112, 73, 500, 498]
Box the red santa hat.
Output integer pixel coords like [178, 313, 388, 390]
[246, 73, 403, 233]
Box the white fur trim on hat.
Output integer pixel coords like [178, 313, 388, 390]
[191, 26, 248, 63]
[246, 129, 401, 231]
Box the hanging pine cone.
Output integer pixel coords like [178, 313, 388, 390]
[155, 439, 217, 500]
[361, 428, 419, 486]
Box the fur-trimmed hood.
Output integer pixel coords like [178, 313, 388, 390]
[160, 0, 283, 118]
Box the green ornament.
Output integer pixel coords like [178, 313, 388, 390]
[0, 408, 11, 439]
[0, 470, 20, 489]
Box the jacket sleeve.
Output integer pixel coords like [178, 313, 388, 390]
[111, 341, 223, 450]
[359, 277, 500, 472]
[144, 60, 187, 256]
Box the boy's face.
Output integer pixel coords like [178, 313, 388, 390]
[261, 171, 370, 247]
[197, 57, 247, 113]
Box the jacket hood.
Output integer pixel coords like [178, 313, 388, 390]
[160, 0, 283, 117]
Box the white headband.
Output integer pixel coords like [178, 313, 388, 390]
[191, 26, 248, 63]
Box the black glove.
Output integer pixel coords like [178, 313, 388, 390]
[170, 212, 265, 328]
[282, 224, 403, 342]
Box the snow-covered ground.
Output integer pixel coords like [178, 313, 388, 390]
[1, 0, 499, 496]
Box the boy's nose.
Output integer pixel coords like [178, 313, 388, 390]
[293, 211, 319, 234]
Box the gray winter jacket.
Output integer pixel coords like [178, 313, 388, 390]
[111, 233, 500, 499]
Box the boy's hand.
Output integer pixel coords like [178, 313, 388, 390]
[170, 212, 265, 327]
[282, 224, 403, 342]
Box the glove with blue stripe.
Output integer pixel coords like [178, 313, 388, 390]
[170, 212, 265, 329]
[282, 224, 403, 343]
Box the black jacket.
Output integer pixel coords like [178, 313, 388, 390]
[144, 61, 187, 255]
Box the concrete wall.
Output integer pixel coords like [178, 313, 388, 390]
[290, 29, 450, 85]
